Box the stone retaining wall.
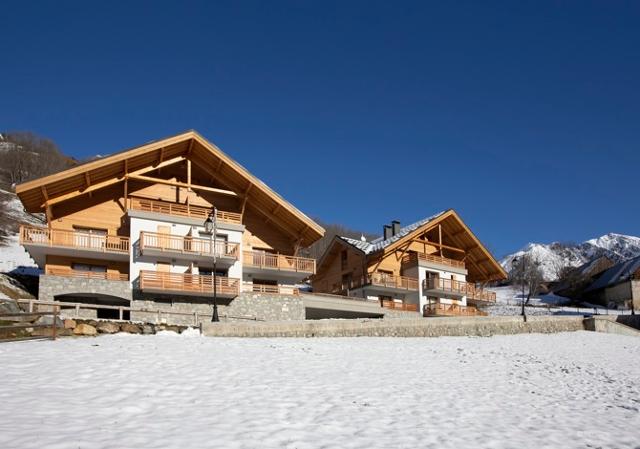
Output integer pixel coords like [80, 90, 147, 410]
[202, 315, 587, 338]
[38, 275, 132, 303]
[131, 291, 305, 325]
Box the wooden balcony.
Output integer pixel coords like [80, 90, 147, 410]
[423, 278, 496, 303]
[20, 225, 129, 253]
[243, 282, 300, 295]
[380, 299, 419, 312]
[129, 197, 242, 225]
[139, 231, 239, 265]
[243, 250, 316, 277]
[45, 267, 129, 281]
[369, 272, 419, 291]
[402, 252, 465, 270]
[423, 302, 487, 317]
[139, 270, 240, 298]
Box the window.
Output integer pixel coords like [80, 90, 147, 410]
[72, 263, 107, 273]
[341, 250, 348, 270]
[341, 273, 352, 290]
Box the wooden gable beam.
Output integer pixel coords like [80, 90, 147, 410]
[126, 174, 237, 196]
[43, 155, 186, 208]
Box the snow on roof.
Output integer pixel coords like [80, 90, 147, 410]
[339, 211, 447, 254]
[584, 255, 640, 292]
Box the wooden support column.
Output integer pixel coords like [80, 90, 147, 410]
[187, 159, 192, 191]
[438, 224, 443, 257]
[41, 187, 52, 229]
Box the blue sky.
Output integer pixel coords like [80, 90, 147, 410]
[1, 1, 639, 257]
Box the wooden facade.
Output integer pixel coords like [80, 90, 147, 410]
[17, 131, 323, 299]
[312, 210, 506, 314]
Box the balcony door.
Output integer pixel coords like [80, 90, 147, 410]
[157, 225, 172, 250]
[73, 227, 107, 250]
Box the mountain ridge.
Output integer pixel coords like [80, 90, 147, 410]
[500, 233, 640, 281]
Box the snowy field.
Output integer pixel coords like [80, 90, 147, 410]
[1, 332, 639, 449]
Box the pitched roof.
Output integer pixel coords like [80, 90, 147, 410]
[584, 255, 640, 292]
[15, 130, 324, 247]
[330, 209, 506, 283]
[339, 211, 446, 254]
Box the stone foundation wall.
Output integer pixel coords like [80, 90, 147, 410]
[202, 315, 587, 338]
[38, 275, 132, 302]
[131, 291, 305, 326]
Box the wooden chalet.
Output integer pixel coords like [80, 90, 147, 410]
[16, 130, 324, 321]
[312, 210, 507, 317]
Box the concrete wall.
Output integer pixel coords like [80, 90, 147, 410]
[202, 315, 586, 338]
[130, 291, 305, 325]
[584, 316, 640, 337]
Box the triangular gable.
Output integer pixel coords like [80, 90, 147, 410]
[15, 130, 324, 247]
[375, 210, 506, 282]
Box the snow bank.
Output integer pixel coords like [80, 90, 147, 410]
[0, 333, 638, 449]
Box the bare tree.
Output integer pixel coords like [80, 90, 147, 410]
[509, 254, 544, 305]
[0, 131, 73, 186]
[301, 220, 377, 260]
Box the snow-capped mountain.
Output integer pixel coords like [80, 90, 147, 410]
[501, 233, 640, 281]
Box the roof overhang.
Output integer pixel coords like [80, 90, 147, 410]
[15, 130, 324, 247]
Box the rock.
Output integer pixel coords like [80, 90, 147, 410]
[120, 323, 142, 334]
[141, 324, 155, 335]
[34, 315, 64, 328]
[64, 319, 77, 329]
[0, 299, 21, 315]
[96, 321, 120, 334]
[73, 323, 97, 336]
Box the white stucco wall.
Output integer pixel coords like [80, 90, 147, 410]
[129, 216, 243, 285]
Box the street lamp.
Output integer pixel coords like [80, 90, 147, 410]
[512, 255, 526, 319]
[204, 208, 219, 322]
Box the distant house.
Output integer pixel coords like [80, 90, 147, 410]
[552, 255, 615, 299]
[311, 210, 507, 317]
[583, 255, 640, 311]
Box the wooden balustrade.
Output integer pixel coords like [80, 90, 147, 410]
[380, 299, 419, 312]
[45, 267, 129, 281]
[243, 250, 316, 274]
[20, 225, 129, 253]
[369, 272, 419, 291]
[139, 270, 240, 296]
[139, 231, 239, 259]
[423, 302, 487, 317]
[243, 283, 300, 295]
[129, 197, 242, 224]
[402, 252, 466, 269]
[423, 278, 496, 302]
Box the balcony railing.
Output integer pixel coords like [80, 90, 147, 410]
[423, 278, 496, 302]
[380, 299, 419, 312]
[243, 251, 316, 274]
[129, 197, 242, 224]
[20, 225, 130, 253]
[369, 272, 419, 291]
[139, 231, 239, 259]
[423, 302, 487, 317]
[45, 267, 129, 281]
[139, 270, 240, 297]
[402, 252, 465, 269]
[243, 282, 300, 295]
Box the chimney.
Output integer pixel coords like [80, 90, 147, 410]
[391, 220, 401, 236]
[383, 225, 392, 240]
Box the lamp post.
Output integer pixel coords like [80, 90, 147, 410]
[204, 209, 219, 322]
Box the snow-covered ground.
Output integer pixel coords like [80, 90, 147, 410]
[1, 332, 638, 449]
[486, 286, 631, 316]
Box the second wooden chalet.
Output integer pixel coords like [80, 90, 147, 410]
[312, 210, 507, 316]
